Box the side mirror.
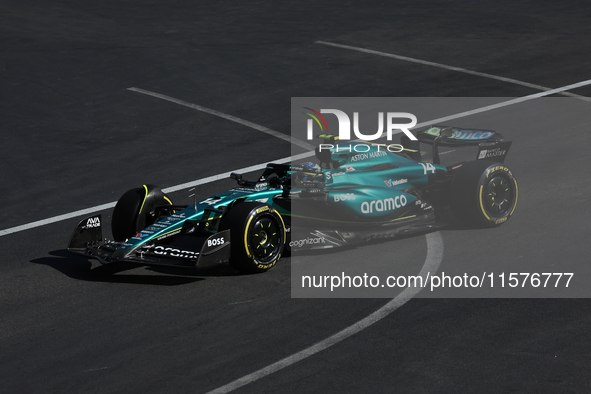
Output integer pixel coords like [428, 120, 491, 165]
[439, 127, 454, 138]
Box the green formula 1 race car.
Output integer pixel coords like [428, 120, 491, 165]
[68, 126, 518, 273]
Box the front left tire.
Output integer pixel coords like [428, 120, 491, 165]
[111, 185, 173, 241]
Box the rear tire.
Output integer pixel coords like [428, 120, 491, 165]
[111, 185, 173, 241]
[219, 202, 286, 273]
[449, 161, 518, 227]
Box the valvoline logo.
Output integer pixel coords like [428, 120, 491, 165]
[384, 178, 408, 187]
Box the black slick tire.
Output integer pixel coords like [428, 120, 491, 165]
[449, 160, 518, 227]
[111, 185, 173, 241]
[219, 202, 286, 273]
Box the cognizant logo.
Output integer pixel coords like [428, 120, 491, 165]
[303, 108, 417, 141]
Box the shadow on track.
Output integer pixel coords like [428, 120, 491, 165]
[30, 249, 253, 285]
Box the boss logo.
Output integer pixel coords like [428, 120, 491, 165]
[207, 237, 225, 247]
[334, 193, 356, 202]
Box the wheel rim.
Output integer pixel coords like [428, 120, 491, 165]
[249, 216, 282, 261]
[484, 175, 514, 216]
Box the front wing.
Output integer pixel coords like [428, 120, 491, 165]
[67, 215, 231, 268]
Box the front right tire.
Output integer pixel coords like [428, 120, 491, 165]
[219, 202, 286, 273]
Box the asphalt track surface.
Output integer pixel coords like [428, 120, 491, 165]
[2, 1, 591, 392]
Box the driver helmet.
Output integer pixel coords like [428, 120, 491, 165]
[295, 162, 322, 185]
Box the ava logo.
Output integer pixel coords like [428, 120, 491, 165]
[86, 217, 101, 228]
[361, 196, 407, 214]
[303, 108, 417, 141]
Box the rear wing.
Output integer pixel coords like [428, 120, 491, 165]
[408, 126, 512, 164]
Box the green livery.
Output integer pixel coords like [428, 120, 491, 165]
[68, 125, 518, 274]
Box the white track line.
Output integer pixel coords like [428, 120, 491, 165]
[316, 41, 591, 101]
[205, 232, 444, 394]
[0, 152, 312, 238]
[161, 152, 312, 194]
[0, 203, 117, 238]
[5, 79, 587, 391]
[127, 87, 315, 150]
[409, 79, 591, 131]
[2, 77, 591, 238]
